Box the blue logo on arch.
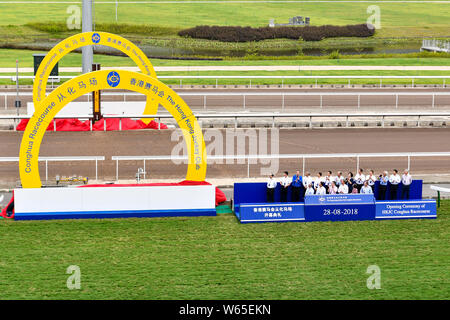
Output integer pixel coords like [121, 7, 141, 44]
[107, 71, 120, 87]
[92, 32, 101, 44]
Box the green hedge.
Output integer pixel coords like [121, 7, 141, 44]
[179, 24, 375, 42]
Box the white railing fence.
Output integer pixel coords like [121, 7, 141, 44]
[1, 75, 450, 88]
[2, 91, 450, 111]
[112, 152, 450, 180]
[0, 156, 105, 181]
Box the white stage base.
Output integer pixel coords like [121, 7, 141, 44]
[14, 185, 216, 220]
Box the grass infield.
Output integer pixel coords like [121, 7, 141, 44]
[0, 200, 448, 300]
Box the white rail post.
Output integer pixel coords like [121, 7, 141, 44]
[104, 119, 107, 132]
[158, 117, 161, 130]
[272, 116, 275, 128]
[119, 118, 122, 131]
[90, 119, 92, 131]
[320, 95, 323, 109]
[302, 157, 305, 177]
[215, 79, 218, 88]
[116, 159, 119, 181]
[123, 93, 126, 102]
[53, 119, 56, 131]
[356, 156, 360, 172]
[243, 95, 246, 110]
[432, 94, 435, 108]
[444, 79, 446, 88]
[180, 79, 182, 88]
[203, 95, 206, 110]
[357, 94, 360, 109]
[395, 94, 399, 109]
[282, 93, 285, 111]
[235, 116, 238, 129]
[143, 159, 146, 180]
[407, 155, 411, 171]
[4, 95, 6, 110]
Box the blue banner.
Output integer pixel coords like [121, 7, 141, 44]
[304, 194, 376, 222]
[375, 200, 437, 220]
[305, 194, 375, 205]
[239, 203, 305, 223]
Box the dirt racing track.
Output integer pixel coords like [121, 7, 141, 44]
[0, 128, 449, 187]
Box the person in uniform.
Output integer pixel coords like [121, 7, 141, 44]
[280, 171, 291, 202]
[378, 171, 389, 200]
[266, 174, 277, 202]
[355, 168, 365, 192]
[389, 169, 402, 200]
[401, 169, 413, 200]
[291, 170, 303, 202]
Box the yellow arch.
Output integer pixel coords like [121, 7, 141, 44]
[21, 70, 207, 188]
[33, 32, 158, 123]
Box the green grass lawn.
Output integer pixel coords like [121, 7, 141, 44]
[0, 1, 449, 38]
[0, 200, 448, 300]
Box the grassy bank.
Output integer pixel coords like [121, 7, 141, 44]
[0, 200, 448, 299]
[1, 2, 449, 38]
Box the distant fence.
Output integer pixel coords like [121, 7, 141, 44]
[1, 75, 450, 88]
[112, 152, 450, 179]
[2, 91, 450, 111]
[0, 156, 105, 181]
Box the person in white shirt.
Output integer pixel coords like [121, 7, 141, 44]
[389, 169, 402, 200]
[361, 181, 373, 194]
[280, 171, 291, 202]
[338, 179, 349, 194]
[314, 172, 324, 188]
[335, 171, 344, 186]
[266, 174, 277, 202]
[328, 181, 338, 194]
[305, 183, 315, 196]
[355, 168, 365, 193]
[316, 182, 327, 195]
[401, 169, 413, 200]
[366, 169, 377, 192]
[302, 171, 313, 198]
[325, 171, 334, 191]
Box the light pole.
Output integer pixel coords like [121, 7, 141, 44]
[82, 0, 93, 73]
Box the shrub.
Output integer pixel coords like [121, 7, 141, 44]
[179, 24, 375, 42]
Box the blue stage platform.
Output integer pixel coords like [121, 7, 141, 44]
[234, 181, 437, 223]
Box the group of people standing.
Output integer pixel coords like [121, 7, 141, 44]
[266, 168, 413, 202]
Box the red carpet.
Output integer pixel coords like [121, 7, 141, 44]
[16, 118, 167, 131]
